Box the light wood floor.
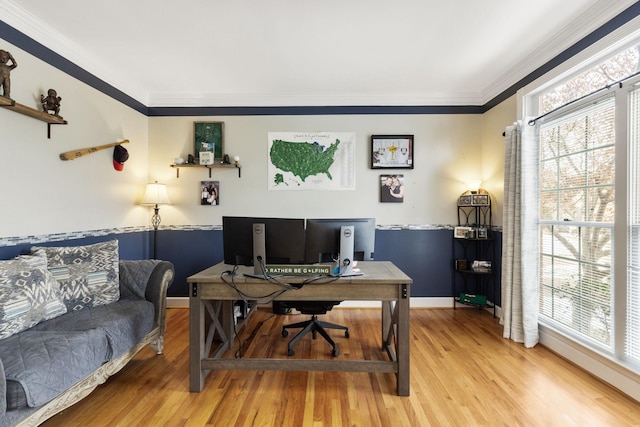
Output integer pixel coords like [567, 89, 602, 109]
[42, 307, 640, 427]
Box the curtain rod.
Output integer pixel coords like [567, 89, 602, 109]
[527, 69, 640, 126]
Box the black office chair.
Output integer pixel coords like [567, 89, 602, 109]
[281, 301, 349, 356]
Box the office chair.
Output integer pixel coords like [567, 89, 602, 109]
[281, 301, 349, 356]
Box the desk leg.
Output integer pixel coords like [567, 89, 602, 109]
[382, 301, 391, 351]
[397, 284, 410, 396]
[189, 283, 205, 392]
[221, 301, 235, 346]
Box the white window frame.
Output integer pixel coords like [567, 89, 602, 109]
[519, 22, 640, 401]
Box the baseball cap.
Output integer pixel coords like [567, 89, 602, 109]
[113, 145, 129, 171]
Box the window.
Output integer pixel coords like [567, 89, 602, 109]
[538, 97, 615, 348]
[533, 45, 640, 369]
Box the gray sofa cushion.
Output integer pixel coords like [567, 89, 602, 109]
[32, 299, 155, 359]
[0, 254, 67, 339]
[0, 328, 109, 408]
[31, 240, 120, 312]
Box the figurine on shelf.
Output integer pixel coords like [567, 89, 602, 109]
[0, 49, 18, 98]
[41, 89, 62, 117]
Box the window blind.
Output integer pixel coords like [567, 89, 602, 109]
[539, 96, 615, 347]
[627, 87, 640, 362]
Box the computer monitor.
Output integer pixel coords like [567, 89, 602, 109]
[222, 216, 306, 267]
[304, 218, 376, 264]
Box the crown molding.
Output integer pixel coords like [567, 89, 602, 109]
[481, 0, 639, 104]
[0, 0, 149, 105]
[146, 91, 484, 108]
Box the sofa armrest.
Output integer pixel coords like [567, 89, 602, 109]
[0, 357, 6, 417]
[144, 261, 175, 331]
[119, 260, 174, 330]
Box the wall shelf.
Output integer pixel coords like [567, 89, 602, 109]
[170, 163, 241, 178]
[0, 96, 67, 138]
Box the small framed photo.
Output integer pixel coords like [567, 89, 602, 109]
[455, 259, 468, 271]
[199, 151, 214, 165]
[477, 227, 488, 239]
[194, 122, 224, 161]
[458, 195, 472, 206]
[380, 174, 404, 203]
[472, 194, 490, 206]
[371, 135, 414, 169]
[201, 181, 220, 206]
[454, 226, 473, 239]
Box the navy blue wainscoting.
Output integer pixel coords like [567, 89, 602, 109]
[156, 230, 225, 297]
[374, 229, 454, 298]
[1, 228, 502, 303]
[155, 228, 501, 300]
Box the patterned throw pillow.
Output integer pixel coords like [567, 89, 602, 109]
[31, 240, 120, 312]
[0, 254, 68, 339]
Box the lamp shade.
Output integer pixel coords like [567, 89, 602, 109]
[141, 182, 171, 205]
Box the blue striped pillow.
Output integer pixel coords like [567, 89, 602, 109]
[31, 240, 120, 312]
[0, 254, 67, 339]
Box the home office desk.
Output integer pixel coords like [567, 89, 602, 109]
[188, 261, 412, 396]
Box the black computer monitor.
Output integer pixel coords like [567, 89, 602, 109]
[304, 218, 376, 264]
[222, 216, 306, 266]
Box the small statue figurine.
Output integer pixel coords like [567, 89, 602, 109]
[0, 49, 18, 98]
[41, 88, 62, 117]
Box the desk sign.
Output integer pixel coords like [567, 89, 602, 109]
[265, 264, 332, 276]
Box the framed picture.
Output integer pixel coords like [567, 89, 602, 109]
[454, 226, 473, 239]
[472, 194, 490, 206]
[458, 195, 472, 206]
[371, 135, 413, 169]
[455, 259, 468, 271]
[380, 174, 404, 203]
[194, 122, 224, 161]
[477, 227, 488, 239]
[200, 181, 220, 206]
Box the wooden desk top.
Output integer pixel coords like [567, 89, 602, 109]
[187, 261, 412, 301]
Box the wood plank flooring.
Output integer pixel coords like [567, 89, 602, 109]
[42, 307, 640, 427]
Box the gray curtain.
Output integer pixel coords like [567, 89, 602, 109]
[501, 121, 539, 348]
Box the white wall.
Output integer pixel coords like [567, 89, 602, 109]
[149, 114, 484, 227]
[0, 41, 150, 238]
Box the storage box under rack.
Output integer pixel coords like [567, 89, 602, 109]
[459, 292, 487, 305]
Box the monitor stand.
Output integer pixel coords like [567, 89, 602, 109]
[243, 223, 269, 279]
[333, 225, 363, 277]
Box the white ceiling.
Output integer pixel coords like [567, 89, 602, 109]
[1, 0, 637, 108]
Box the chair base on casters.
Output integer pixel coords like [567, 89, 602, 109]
[281, 315, 349, 357]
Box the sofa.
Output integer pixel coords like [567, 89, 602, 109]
[0, 240, 174, 427]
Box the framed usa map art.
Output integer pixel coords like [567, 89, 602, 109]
[267, 132, 356, 190]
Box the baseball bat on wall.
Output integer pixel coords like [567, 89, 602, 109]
[59, 139, 130, 161]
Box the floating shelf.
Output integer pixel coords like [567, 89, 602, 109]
[170, 163, 241, 178]
[0, 96, 67, 138]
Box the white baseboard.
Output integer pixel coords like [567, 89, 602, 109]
[168, 296, 500, 312]
[539, 323, 640, 403]
[168, 297, 189, 308]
